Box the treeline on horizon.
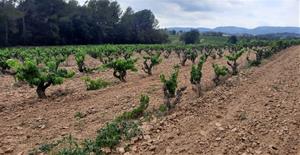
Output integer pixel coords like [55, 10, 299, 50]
[0, 0, 169, 47]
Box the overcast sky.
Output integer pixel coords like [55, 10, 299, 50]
[78, 0, 300, 28]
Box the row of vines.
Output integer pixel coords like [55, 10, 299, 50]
[1, 40, 298, 98]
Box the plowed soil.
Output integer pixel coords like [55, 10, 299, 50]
[0, 46, 299, 155]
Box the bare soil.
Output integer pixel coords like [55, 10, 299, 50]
[0, 46, 299, 155]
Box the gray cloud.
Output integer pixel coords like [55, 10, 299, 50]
[166, 0, 213, 12]
[78, 0, 300, 28]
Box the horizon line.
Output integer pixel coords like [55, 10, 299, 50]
[163, 26, 300, 29]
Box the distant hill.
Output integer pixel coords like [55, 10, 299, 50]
[167, 26, 300, 35]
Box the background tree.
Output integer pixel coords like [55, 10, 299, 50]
[117, 9, 168, 44]
[117, 7, 135, 43]
[228, 35, 238, 44]
[17, 0, 67, 45]
[87, 0, 121, 43]
[0, 0, 168, 46]
[180, 29, 200, 44]
[0, 0, 23, 46]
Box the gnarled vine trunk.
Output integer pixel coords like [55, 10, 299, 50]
[195, 83, 202, 97]
[227, 61, 239, 75]
[163, 85, 187, 110]
[142, 60, 153, 75]
[36, 82, 52, 98]
[113, 70, 127, 82]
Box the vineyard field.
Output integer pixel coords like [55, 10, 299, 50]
[0, 41, 300, 154]
[1, 0, 300, 154]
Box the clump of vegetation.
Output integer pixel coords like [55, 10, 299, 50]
[32, 95, 149, 154]
[225, 49, 244, 75]
[53, 135, 89, 155]
[89, 95, 149, 153]
[95, 119, 141, 150]
[95, 95, 149, 150]
[142, 54, 162, 75]
[116, 95, 149, 121]
[7, 59, 74, 98]
[121, 120, 141, 140]
[159, 104, 168, 113]
[58, 137, 88, 155]
[38, 143, 57, 154]
[105, 58, 138, 82]
[95, 121, 122, 149]
[190, 55, 207, 97]
[212, 64, 228, 86]
[82, 76, 110, 91]
[29, 135, 75, 155]
[160, 66, 187, 110]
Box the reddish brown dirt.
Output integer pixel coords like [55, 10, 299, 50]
[0, 46, 299, 155]
[129, 46, 300, 155]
